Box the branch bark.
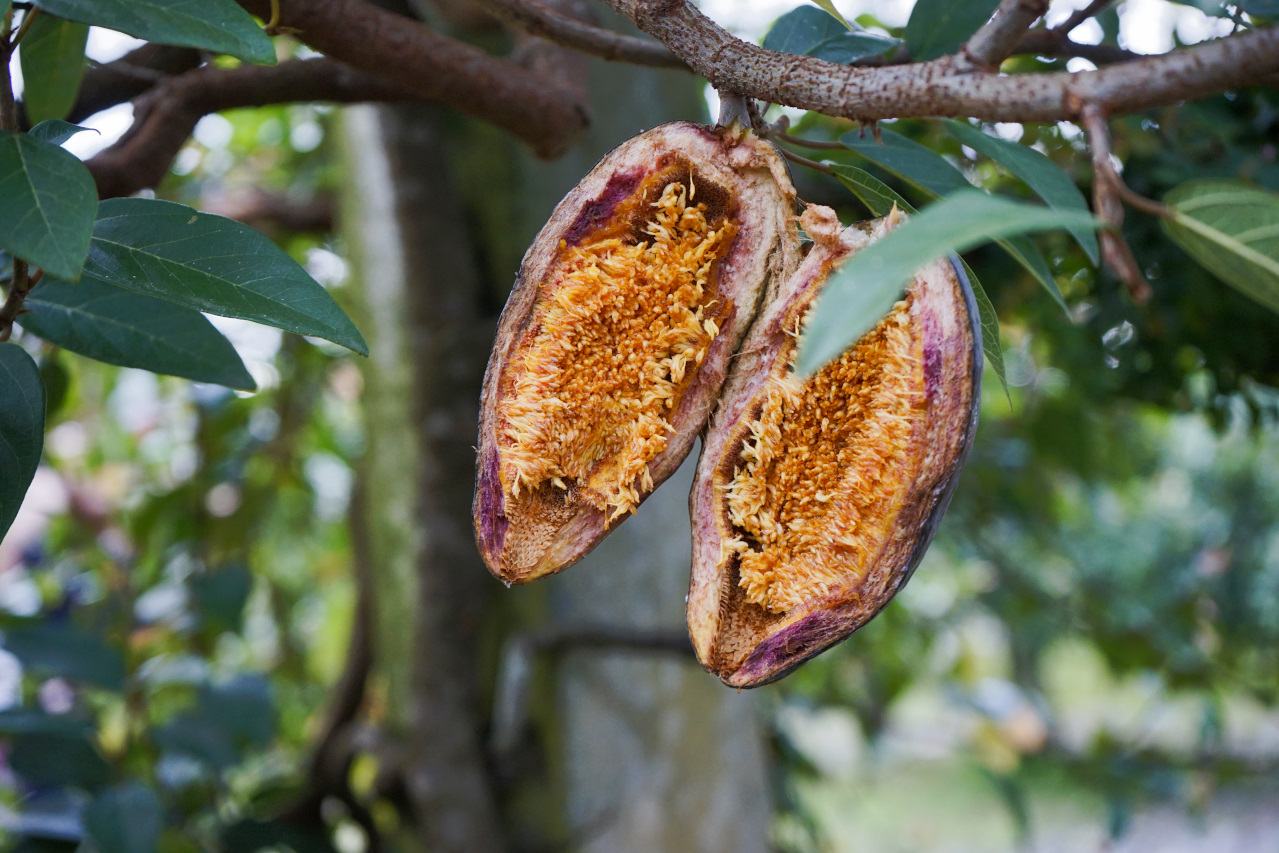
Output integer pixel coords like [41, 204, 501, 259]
[961, 0, 1050, 69]
[473, 0, 685, 68]
[67, 44, 201, 124]
[87, 59, 419, 199]
[236, 0, 586, 158]
[599, 0, 1279, 124]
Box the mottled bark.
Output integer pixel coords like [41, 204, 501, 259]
[342, 103, 506, 853]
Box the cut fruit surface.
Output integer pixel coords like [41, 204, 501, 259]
[475, 122, 798, 584]
[688, 207, 982, 687]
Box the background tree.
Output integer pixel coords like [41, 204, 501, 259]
[0, 0, 1278, 852]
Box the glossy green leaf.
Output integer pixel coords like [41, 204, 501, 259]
[81, 198, 368, 355]
[764, 6, 897, 63]
[840, 127, 970, 195]
[944, 120, 1099, 263]
[191, 564, 252, 632]
[20, 278, 256, 389]
[18, 13, 89, 124]
[795, 190, 1099, 376]
[1238, 0, 1279, 15]
[32, 0, 275, 65]
[808, 30, 900, 63]
[765, 6, 847, 52]
[829, 163, 1009, 398]
[0, 130, 96, 280]
[84, 782, 164, 853]
[9, 732, 111, 790]
[2, 621, 126, 689]
[0, 708, 93, 737]
[28, 119, 95, 147]
[839, 127, 1067, 309]
[904, 0, 1002, 60]
[1162, 180, 1279, 314]
[808, 0, 855, 30]
[0, 343, 44, 543]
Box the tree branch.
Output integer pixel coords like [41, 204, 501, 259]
[88, 59, 435, 199]
[235, 0, 587, 159]
[472, 0, 686, 69]
[962, 0, 1050, 69]
[598, 0, 1279, 124]
[1082, 104, 1153, 303]
[67, 44, 202, 124]
[1053, 0, 1116, 36]
[1013, 31, 1139, 65]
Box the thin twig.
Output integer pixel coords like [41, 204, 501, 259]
[1053, 0, 1116, 35]
[771, 128, 846, 150]
[962, 0, 1051, 69]
[9, 6, 38, 46]
[777, 145, 837, 177]
[471, 0, 686, 69]
[1082, 103, 1153, 303]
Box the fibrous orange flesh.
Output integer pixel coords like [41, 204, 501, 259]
[723, 296, 926, 613]
[498, 180, 737, 522]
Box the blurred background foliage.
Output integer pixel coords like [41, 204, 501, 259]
[2, 2, 1279, 852]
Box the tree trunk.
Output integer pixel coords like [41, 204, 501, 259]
[341, 19, 771, 850]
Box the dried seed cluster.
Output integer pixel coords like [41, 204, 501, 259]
[499, 181, 737, 521]
[724, 297, 925, 612]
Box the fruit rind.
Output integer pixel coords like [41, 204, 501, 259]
[688, 207, 982, 687]
[474, 122, 799, 584]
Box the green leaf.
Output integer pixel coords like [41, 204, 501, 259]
[967, 261, 1007, 402]
[18, 13, 89, 124]
[20, 278, 256, 389]
[765, 6, 847, 52]
[39, 351, 72, 419]
[0, 708, 93, 737]
[839, 127, 1068, 309]
[840, 127, 970, 196]
[81, 198, 368, 355]
[2, 621, 126, 689]
[808, 0, 855, 30]
[191, 564, 252, 632]
[0, 130, 96, 280]
[84, 782, 164, 853]
[1162, 180, 1279, 314]
[944, 120, 1099, 263]
[808, 31, 900, 63]
[828, 162, 1008, 396]
[795, 190, 1099, 376]
[904, 0, 1003, 61]
[32, 0, 276, 65]
[764, 6, 897, 62]
[9, 731, 111, 790]
[1239, 0, 1279, 15]
[28, 119, 96, 147]
[0, 343, 44, 543]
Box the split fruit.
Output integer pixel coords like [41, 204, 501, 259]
[474, 121, 799, 584]
[688, 206, 981, 687]
[472, 123, 981, 687]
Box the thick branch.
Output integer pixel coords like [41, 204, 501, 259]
[962, 0, 1050, 69]
[473, 0, 685, 68]
[88, 59, 423, 199]
[601, 0, 1279, 124]
[67, 44, 201, 123]
[236, 0, 586, 158]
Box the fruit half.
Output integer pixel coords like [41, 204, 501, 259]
[688, 206, 982, 687]
[474, 122, 799, 583]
